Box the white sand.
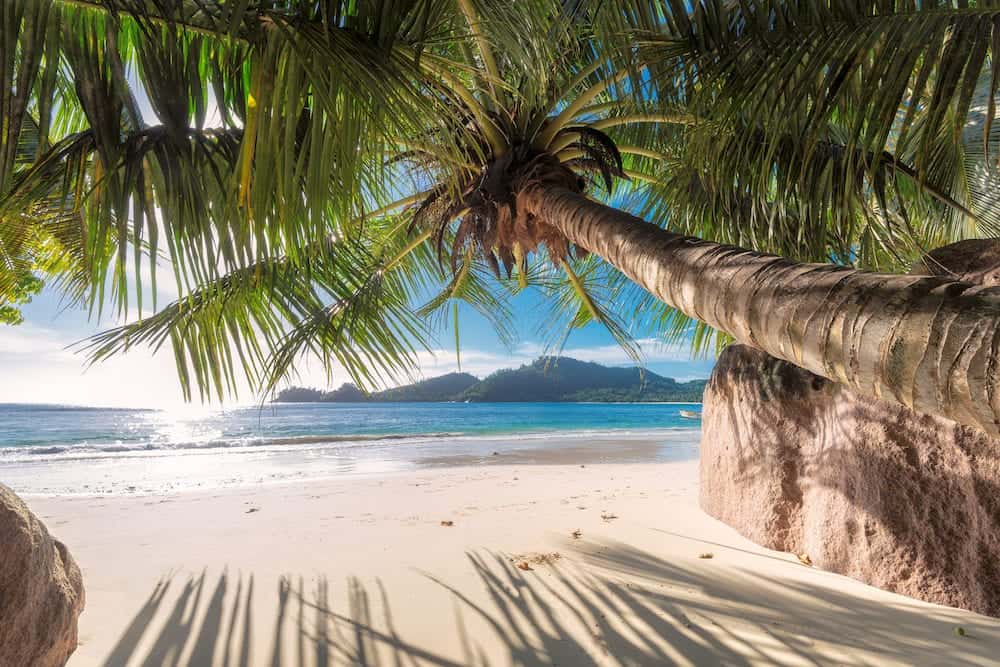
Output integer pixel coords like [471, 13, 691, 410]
[29, 460, 1000, 666]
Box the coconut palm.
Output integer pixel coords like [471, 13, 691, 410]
[5, 0, 1000, 435]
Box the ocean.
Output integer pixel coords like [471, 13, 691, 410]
[0, 402, 701, 495]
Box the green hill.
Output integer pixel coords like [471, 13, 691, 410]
[274, 372, 479, 403]
[324, 383, 368, 402]
[271, 386, 324, 402]
[274, 358, 705, 403]
[458, 357, 705, 402]
[373, 372, 479, 402]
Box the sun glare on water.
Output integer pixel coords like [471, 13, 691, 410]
[143, 405, 236, 448]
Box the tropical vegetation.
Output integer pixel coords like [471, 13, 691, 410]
[275, 357, 707, 402]
[459, 357, 707, 402]
[3, 1, 1000, 432]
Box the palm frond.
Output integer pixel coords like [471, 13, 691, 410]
[10, 0, 1000, 403]
[637, 0, 1000, 244]
[538, 255, 640, 363]
[83, 226, 431, 400]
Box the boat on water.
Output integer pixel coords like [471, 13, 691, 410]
[679, 409, 702, 420]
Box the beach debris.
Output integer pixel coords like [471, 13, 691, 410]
[698, 552, 714, 559]
[572, 529, 583, 539]
[510, 552, 562, 570]
[245, 507, 260, 514]
[600, 512, 618, 522]
[440, 520, 454, 527]
[955, 626, 967, 637]
[796, 553, 813, 566]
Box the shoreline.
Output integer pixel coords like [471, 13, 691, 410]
[3, 399, 707, 411]
[1, 425, 701, 457]
[31, 458, 1000, 666]
[271, 400, 708, 405]
[2, 430, 700, 497]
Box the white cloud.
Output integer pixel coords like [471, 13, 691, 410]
[411, 338, 691, 377]
[557, 338, 694, 364]
[0, 319, 707, 409]
[329, 337, 699, 387]
[0, 323, 194, 409]
[0, 324, 77, 358]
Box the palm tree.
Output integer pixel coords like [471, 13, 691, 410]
[5, 0, 1000, 435]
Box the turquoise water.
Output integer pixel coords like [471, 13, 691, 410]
[0, 402, 701, 495]
[0, 402, 701, 458]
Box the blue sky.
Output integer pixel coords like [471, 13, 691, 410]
[0, 72, 716, 409]
[2, 275, 716, 408]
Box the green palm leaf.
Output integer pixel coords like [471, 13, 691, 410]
[6, 0, 1000, 402]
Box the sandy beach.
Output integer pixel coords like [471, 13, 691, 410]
[26, 454, 1000, 666]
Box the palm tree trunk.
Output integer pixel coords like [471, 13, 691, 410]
[521, 185, 1000, 437]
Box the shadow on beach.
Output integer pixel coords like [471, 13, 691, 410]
[99, 538, 1000, 667]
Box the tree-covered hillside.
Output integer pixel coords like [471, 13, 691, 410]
[458, 357, 705, 402]
[375, 373, 479, 402]
[274, 372, 479, 403]
[274, 358, 705, 403]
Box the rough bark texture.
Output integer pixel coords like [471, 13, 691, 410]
[0, 484, 85, 666]
[523, 186, 1000, 436]
[700, 240, 1000, 616]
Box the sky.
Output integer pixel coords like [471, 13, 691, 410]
[1, 63, 717, 410]
[3, 278, 717, 409]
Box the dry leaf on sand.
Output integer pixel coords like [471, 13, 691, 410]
[510, 552, 562, 571]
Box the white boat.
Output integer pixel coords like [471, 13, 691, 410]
[679, 409, 701, 420]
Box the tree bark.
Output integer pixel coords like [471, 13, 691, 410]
[521, 185, 1000, 437]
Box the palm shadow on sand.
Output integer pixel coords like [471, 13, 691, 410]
[100, 537, 1000, 667]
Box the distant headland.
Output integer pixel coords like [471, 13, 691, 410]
[274, 356, 707, 403]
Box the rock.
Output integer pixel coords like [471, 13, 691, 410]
[701, 342, 1000, 615]
[0, 484, 85, 666]
[701, 239, 1000, 616]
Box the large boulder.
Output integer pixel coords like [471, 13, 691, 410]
[701, 240, 1000, 615]
[0, 484, 85, 666]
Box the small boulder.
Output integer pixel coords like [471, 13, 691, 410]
[0, 484, 85, 666]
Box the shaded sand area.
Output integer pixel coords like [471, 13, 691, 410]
[29, 458, 1000, 666]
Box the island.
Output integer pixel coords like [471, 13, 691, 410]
[273, 356, 707, 403]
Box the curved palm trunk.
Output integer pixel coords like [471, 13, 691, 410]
[522, 185, 1000, 437]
